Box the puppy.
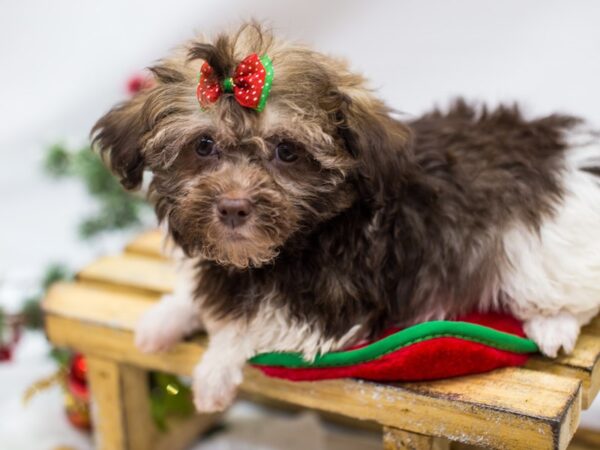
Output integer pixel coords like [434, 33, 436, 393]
[92, 24, 600, 412]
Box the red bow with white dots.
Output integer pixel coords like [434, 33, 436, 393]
[196, 53, 274, 112]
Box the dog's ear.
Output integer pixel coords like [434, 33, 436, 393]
[91, 90, 151, 190]
[330, 90, 412, 201]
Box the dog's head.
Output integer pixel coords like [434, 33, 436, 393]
[92, 24, 410, 268]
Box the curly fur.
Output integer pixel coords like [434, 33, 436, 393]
[92, 23, 600, 411]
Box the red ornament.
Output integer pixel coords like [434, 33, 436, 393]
[0, 315, 22, 362]
[126, 73, 154, 95]
[23, 352, 91, 430]
[70, 353, 87, 382]
[68, 353, 89, 401]
[65, 353, 91, 430]
[197, 53, 274, 112]
[0, 347, 11, 361]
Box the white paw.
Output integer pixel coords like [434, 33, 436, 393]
[135, 295, 197, 353]
[524, 313, 581, 358]
[192, 362, 242, 413]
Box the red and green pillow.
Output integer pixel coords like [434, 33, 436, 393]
[249, 313, 538, 381]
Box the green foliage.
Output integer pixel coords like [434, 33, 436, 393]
[49, 347, 72, 367]
[44, 144, 71, 177]
[21, 298, 44, 330]
[14, 264, 73, 331]
[35, 141, 149, 363]
[41, 263, 72, 290]
[31, 140, 190, 427]
[150, 373, 195, 431]
[44, 143, 149, 239]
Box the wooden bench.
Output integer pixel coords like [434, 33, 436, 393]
[42, 230, 600, 450]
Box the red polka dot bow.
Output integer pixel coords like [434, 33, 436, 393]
[196, 53, 274, 112]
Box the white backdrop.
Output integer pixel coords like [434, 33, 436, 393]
[1, 0, 600, 272]
[0, 0, 599, 436]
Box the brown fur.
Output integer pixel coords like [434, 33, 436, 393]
[92, 24, 580, 341]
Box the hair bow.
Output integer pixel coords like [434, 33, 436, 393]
[196, 53, 274, 112]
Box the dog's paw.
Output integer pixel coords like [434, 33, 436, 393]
[135, 295, 192, 353]
[192, 362, 242, 413]
[524, 313, 580, 358]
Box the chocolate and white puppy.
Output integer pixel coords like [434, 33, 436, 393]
[92, 24, 600, 412]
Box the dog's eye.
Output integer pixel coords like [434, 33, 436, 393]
[275, 141, 298, 163]
[195, 136, 215, 157]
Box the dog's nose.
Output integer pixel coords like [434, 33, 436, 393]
[217, 197, 253, 228]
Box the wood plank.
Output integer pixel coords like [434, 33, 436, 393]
[44, 283, 583, 450]
[452, 428, 600, 450]
[383, 428, 449, 450]
[250, 364, 579, 450]
[119, 364, 157, 450]
[78, 254, 175, 294]
[43, 282, 160, 326]
[155, 413, 221, 450]
[86, 355, 216, 450]
[86, 357, 128, 450]
[125, 230, 168, 259]
[527, 334, 600, 409]
[47, 314, 582, 450]
[568, 428, 600, 450]
[46, 317, 205, 376]
[583, 316, 600, 335]
[71, 244, 600, 411]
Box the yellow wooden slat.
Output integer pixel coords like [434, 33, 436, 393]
[43, 282, 159, 327]
[86, 354, 218, 450]
[119, 362, 159, 450]
[125, 229, 168, 259]
[86, 357, 128, 450]
[75, 245, 600, 411]
[43, 282, 207, 374]
[585, 316, 600, 334]
[383, 428, 450, 450]
[45, 314, 581, 450]
[526, 314, 600, 410]
[527, 334, 600, 409]
[78, 254, 175, 294]
[155, 413, 221, 450]
[43, 282, 582, 450]
[569, 429, 600, 450]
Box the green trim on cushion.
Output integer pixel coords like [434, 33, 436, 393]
[256, 55, 274, 112]
[249, 321, 539, 369]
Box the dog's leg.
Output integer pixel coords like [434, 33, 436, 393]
[523, 312, 580, 358]
[192, 324, 251, 412]
[522, 308, 599, 358]
[190, 306, 364, 413]
[135, 257, 202, 353]
[501, 128, 600, 357]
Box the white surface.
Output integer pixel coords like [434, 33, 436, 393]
[0, 0, 598, 445]
[2, 0, 600, 276]
[0, 332, 93, 450]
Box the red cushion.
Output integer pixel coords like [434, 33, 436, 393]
[251, 313, 536, 382]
